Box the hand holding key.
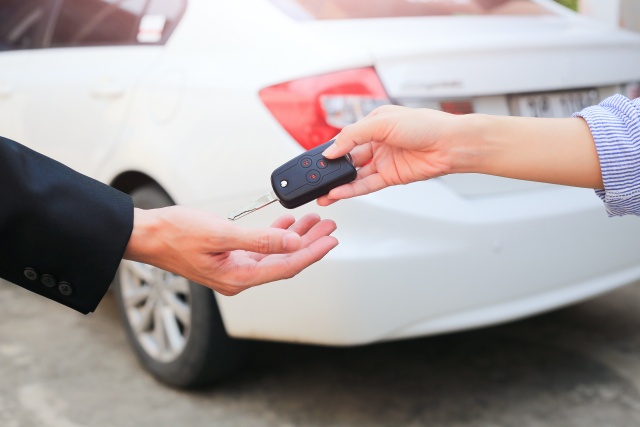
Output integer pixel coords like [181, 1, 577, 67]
[317, 103, 603, 206]
[317, 105, 459, 206]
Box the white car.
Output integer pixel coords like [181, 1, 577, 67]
[2, 0, 640, 388]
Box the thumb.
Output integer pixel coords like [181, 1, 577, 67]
[322, 112, 392, 159]
[233, 228, 302, 254]
[322, 126, 367, 159]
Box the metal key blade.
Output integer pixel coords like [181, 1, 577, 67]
[228, 191, 279, 221]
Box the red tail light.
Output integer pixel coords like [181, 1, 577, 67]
[259, 67, 390, 150]
[440, 100, 474, 115]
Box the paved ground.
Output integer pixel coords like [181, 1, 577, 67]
[4, 280, 640, 427]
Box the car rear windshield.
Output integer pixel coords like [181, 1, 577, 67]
[270, 0, 554, 20]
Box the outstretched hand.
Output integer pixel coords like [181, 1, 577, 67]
[124, 207, 338, 295]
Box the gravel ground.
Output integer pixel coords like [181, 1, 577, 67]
[3, 279, 640, 427]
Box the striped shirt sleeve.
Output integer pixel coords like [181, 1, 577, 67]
[573, 94, 640, 216]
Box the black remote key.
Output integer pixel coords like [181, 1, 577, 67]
[271, 140, 357, 209]
[228, 140, 357, 220]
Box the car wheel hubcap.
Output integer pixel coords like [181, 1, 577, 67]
[119, 261, 191, 362]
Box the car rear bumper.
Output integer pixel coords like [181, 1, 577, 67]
[206, 179, 640, 346]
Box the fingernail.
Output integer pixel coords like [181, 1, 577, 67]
[322, 144, 338, 157]
[283, 233, 299, 251]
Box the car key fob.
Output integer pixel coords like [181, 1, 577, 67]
[271, 140, 357, 209]
[227, 140, 357, 221]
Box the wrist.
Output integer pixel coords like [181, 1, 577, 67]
[123, 208, 162, 264]
[445, 113, 491, 175]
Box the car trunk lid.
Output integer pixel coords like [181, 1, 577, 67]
[300, 15, 640, 196]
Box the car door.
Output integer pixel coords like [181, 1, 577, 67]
[0, 0, 54, 142]
[16, 0, 185, 177]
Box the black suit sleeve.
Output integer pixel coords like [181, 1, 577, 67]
[0, 136, 133, 314]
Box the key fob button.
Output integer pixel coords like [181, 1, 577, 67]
[316, 159, 328, 169]
[306, 170, 321, 184]
[300, 157, 312, 168]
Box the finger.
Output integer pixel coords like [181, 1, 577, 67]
[247, 213, 322, 262]
[229, 227, 302, 254]
[354, 159, 378, 180]
[247, 236, 339, 286]
[287, 213, 321, 237]
[322, 120, 374, 159]
[251, 217, 337, 262]
[317, 163, 381, 205]
[317, 146, 376, 206]
[299, 218, 337, 247]
[270, 214, 296, 230]
[322, 114, 392, 159]
[326, 174, 389, 201]
[349, 143, 374, 168]
[316, 195, 338, 206]
[363, 104, 398, 118]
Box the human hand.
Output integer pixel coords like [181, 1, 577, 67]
[318, 104, 603, 204]
[123, 207, 338, 295]
[318, 105, 460, 205]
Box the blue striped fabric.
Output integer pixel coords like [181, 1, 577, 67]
[574, 95, 640, 216]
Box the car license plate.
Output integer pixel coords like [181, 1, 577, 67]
[509, 89, 599, 118]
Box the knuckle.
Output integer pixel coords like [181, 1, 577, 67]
[371, 104, 398, 117]
[282, 264, 300, 280]
[340, 123, 356, 135]
[371, 105, 391, 115]
[216, 284, 242, 297]
[254, 231, 273, 253]
[284, 270, 298, 280]
[226, 288, 241, 296]
[337, 125, 354, 142]
[339, 125, 365, 147]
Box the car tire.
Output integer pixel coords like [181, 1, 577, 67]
[113, 183, 247, 389]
